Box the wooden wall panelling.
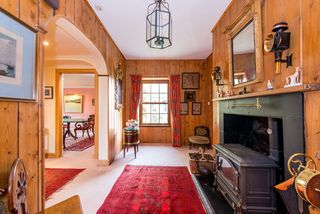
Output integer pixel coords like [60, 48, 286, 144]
[55, 0, 66, 16]
[39, 0, 54, 27]
[19, 0, 38, 28]
[0, 102, 18, 189]
[304, 91, 320, 170]
[301, 0, 320, 84]
[74, 0, 83, 32]
[18, 102, 39, 214]
[126, 60, 212, 145]
[65, 0, 75, 23]
[0, 0, 19, 17]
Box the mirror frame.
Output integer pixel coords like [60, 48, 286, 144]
[227, 0, 263, 88]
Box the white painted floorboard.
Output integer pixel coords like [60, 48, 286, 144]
[45, 143, 193, 214]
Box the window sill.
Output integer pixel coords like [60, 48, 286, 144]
[139, 124, 171, 128]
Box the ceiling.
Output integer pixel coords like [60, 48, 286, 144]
[63, 74, 95, 88]
[87, 0, 231, 60]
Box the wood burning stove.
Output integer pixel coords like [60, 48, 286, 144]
[215, 144, 278, 213]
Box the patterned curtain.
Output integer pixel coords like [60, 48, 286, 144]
[129, 75, 142, 120]
[169, 75, 181, 147]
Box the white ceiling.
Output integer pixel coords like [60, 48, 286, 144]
[87, 0, 231, 60]
[63, 74, 95, 88]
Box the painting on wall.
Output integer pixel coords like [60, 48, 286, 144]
[182, 72, 200, 89]
[64, 94, 83, 113]
[192, 102, 201, 115]
[0, 10, 36, 100]
[115, 62, 123, 111]
[184, 91, 196, 102]
[44, 86, 53, 99]
[180, 102, 188, 115]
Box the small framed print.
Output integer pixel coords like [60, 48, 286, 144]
[92, 98, 95, 106]
[192, 102, 201, 115]
[180, 102, 188, 115]
[184, 91, 195, 102]
[182, 72, 200, 89]
[44, 86, 53, 99]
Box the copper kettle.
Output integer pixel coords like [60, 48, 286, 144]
[288, 153, 320, 209]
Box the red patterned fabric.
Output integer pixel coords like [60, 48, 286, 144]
[45, 168, 85, 199]
[169, 75, 181, 147]
[65, 138, 94, 151]
[97, 165, 205, 214]
[129, 75, 142, 120]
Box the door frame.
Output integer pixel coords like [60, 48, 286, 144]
[55, 69, 98, 158]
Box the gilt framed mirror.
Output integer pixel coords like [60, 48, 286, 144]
[227, 0, 263, 88]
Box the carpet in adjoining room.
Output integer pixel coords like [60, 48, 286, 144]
[45, 168, 85, 199]
[97, 165, 205, 214]
[65, 137, 94, 151]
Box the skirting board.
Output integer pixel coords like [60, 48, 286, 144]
[97, 160, 110, 166]
[45, 153, 56, 158]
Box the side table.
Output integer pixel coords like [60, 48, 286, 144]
[123, 129, 140, 158]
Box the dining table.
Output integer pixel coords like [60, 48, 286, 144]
[62, 118, 87, 150]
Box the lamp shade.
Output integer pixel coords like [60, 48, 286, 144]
[146, 0, 172, 49]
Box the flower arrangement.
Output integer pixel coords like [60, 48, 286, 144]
[125, 119, 139, 130]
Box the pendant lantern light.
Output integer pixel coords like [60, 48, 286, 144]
[146, 0, 172, 49]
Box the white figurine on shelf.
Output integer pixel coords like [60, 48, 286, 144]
[267, 80, 274, 90]
[284, 67, 302, 88]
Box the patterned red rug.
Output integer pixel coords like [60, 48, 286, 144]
[65, 137, 94, 151]
[45, 168, 85, 200]
[97, 165, 205, 214]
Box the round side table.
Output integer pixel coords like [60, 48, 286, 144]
[123, 129, 140, 158]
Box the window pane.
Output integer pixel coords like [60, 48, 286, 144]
[151, 94, 159, 102]
[143, 94, 151, 102]
[143, 84, 150, 93]
[160, 104, 168, 113]
[151, 84, 159, 93]
[159, 84, 168, 93]
[151, 104, 159, 113]
[151, 114, 160, 123]
[143, 114, 150, 123]
[160, 114, 168, 124]
[159, 94, 168, 103]
[142, 104, 151, 113]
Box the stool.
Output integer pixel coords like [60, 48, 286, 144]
[189, 136, 210, 151]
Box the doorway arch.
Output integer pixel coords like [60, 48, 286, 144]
[43, 17, 110, 162]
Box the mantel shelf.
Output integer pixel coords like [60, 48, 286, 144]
[212, 84, 320, 101]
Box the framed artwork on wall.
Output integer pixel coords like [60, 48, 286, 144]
[184, 91, 196, 102]
[180, 102, 188, 115]
[115, 62, 123, 111]
[182, 72, 200, 89]
[44, 86, 53, 99]
[192, 102, 201, 115]
[64, 94, 83, 113]
[0, 10, 37, 101]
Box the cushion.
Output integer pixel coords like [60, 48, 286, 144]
[189, 136, 210, 145]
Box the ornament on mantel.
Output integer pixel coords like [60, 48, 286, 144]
[284, 67, 302, 88]
[267, 80, 274, 90]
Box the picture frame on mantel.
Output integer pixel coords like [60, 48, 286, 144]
[182, 72, 200, 89]
[0, 9, 37, 101]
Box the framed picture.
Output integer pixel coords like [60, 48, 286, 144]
[0, 10, 37, 100]
[115, 62, 123, 111]
[92, 98, 95, 106]
[64, 94, 83, 113]
[184, 91, 196, 102]
[192, 102, 201, 115]
[180, 102, 188, 115]
[44, 86, 53, 99]
[182, 72, 200, 89]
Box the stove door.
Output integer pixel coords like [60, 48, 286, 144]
[216, 153, 240, 192]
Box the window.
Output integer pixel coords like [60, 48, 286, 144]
[140, 80, 169, 126]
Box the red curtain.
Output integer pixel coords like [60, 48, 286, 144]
[129, 75, 142, 120]
[169, 75, 181, 147]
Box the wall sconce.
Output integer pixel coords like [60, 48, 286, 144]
[264, 22, 292, 74]
[212, 66, 224, 86]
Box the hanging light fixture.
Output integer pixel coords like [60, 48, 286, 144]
[146, 0, 172, 49]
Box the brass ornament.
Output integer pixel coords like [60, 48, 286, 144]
[288, 153, 320, 209]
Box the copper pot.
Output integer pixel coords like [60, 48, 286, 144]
[288, 153, 320, 209]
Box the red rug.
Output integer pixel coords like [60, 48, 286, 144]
[97, 165, 205, 214]
[65, 137, 94, 151]
[45, 168, 85, 199]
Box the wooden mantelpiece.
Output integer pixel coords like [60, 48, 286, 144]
[212, 84, 320, 101]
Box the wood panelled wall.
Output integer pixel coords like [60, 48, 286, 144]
[126, 59, 213, 145]
[0, 0, 125, 212]
[211, 0, 320, 168]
